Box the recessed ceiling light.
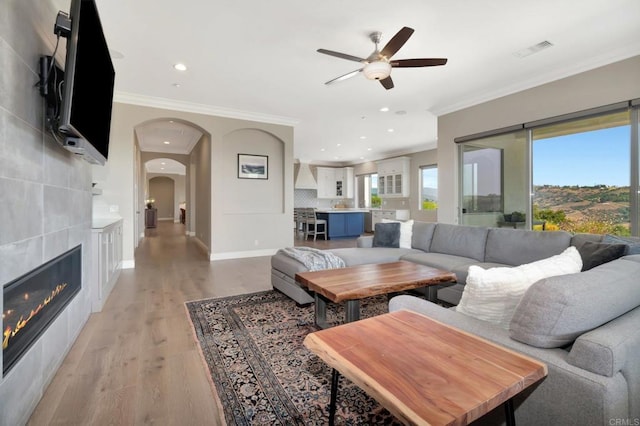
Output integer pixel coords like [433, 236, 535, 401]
[163, 141, 171, 145]
[161, 162, 166, 165]
[379, 107, 389, 112]
[320, 148, 325, 152]
[336, 143, 341, 147]
[174, 63, 187, 71]
[160, 167, 165, 170]
[367, 147, 372, 151]
[360, 156, 365, 160]
[360, 136, 367, 140]
[169, 120, 174, 123]
[387, 128, 394, 133]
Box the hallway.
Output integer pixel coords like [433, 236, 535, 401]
[28, 221, 356, 424]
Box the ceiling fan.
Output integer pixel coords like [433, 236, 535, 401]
[317, 27, 447, 90]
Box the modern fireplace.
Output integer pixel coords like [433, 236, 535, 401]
[2, 245, 82, 375]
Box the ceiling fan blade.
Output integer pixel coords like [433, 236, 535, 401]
[391, 58, 448, 67]
[317, 49, 366, 63]
[380, 27, 414, 59]
[325, 69, 362, 85]
[379, 76, 394, 90]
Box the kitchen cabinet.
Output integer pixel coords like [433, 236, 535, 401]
[316, 167, 354, 199]
[376, 157, 410, 198]
[91, 218, 123, 312]
[371, 209, 410, 229]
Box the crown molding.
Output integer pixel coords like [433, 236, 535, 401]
[113, 92, 300, 127]
[431, 48, 640, 116]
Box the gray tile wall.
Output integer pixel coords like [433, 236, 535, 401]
[0, 1, 94, 425]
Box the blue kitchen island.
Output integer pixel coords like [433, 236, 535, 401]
[315, 209, 366, 239]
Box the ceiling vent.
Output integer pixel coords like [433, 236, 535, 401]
[294, 163, 317, 189]
[513, 41, 553, 59]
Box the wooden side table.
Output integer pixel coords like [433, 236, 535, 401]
[145, 208, 157, 228]
[304, 310, 547, 425]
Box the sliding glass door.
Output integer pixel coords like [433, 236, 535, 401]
[457, 101, 640, 236]
[531, 111, 631, 234]
[459, 131, 527, 227]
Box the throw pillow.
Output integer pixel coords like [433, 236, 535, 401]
[602, 234, 640, 255]
[455, 246, 582, 329]
[576, 241, 626, 271]
[373, 222, 400, 248]
[381, 219, 414, 249]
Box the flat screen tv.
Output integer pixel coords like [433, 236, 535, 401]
[58, 0, 115, 166]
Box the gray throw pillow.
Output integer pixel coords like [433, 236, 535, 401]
[373, 223, 400, 248]
[576, 241, 626, 271]
[602, 234, 640, 255]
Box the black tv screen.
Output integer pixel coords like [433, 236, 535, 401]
[59, 0, 115, 165]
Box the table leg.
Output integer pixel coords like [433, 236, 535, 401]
[315, 293, 329, 329]
[329, 369, 340, 426]
[345, 300, 360, 323]
[505, 398, 515, 426]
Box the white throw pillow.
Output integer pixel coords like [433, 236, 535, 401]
[455, 246, 582, 329]
[381, 219, 413, 249]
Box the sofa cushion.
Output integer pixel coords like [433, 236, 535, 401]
[576, 241, 626, 271]
[382, 219, 413, 248]
[567, 306, 640, 377]
[484, 228, 572, 266]
[429, 224, 488, 261]
[510, 257, 640, 348]
[411, 221, 437, 252]
[602, 234, 640, 255]
[373, 222, 400, 248]
[329, 247, 419, 267]
[399, 252, 478, 282]
[456, 246, 582, 328]
[570, 233, 603, 249]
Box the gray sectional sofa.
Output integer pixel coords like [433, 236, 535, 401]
[270, 221, 640, 425]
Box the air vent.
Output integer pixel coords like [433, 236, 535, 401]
[513, 41, 554, 58]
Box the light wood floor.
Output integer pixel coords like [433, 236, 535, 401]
[28, 221, 356, 425]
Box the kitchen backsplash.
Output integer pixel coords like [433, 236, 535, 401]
[294, 189, 355, 208]
[294, 189, 409, 210]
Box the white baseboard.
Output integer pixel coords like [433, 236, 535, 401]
[122, 260, 135, 269]
[186, 231, 196, 236]
[210, 248, 278, 261]
[192, 237, 210, 256]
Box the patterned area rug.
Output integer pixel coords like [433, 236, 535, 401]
[185, 290, 403, 425]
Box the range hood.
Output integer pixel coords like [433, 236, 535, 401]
[295, 163, 317, 189]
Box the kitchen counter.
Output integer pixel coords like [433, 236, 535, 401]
[315, 208, 370, 213]
[92, 217, 123, 230]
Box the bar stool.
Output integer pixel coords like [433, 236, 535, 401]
[304, 208, 327, 241]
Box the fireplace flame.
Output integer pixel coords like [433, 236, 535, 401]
[2, 283, 68, 350]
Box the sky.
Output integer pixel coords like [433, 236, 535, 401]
[533, 126, 631, 187]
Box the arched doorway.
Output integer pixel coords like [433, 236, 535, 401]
[134, 118, 210, 254]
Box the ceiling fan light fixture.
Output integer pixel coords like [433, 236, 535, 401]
[363, 61, 391, 80]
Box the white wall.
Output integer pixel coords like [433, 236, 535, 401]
[438, 56, 640, 224]
[99, 102, 294, 264]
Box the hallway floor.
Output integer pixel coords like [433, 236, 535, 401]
[28, 221, 356, 425]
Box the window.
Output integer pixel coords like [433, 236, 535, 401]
[456, 100, 640, 236]
[420, 165, 438, 210]
[532, 111, 631, 235]
[361, 173, 380, 208]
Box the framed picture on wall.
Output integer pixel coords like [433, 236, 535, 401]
[238, 154, 268, 179]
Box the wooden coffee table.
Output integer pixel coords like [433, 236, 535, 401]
[295, 261, 456, 329]
[304, 310, 548, 426]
